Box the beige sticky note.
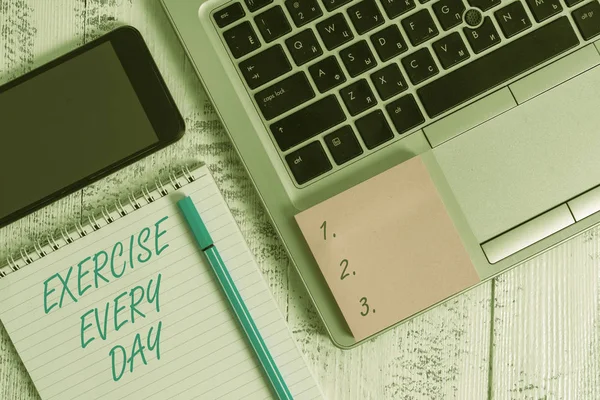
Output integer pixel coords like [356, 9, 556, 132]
[295, 155, 480, 341]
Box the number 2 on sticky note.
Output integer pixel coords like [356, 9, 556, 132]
[340, 259, 355, 280]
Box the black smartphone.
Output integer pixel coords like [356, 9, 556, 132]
[0, 26, 185, 228]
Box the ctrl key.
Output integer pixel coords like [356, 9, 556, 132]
[285, 141, 332, 185]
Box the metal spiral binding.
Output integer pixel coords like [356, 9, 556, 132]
[75, 221, 87, 238]
[20, 248, 33, 265]
[182, 166, 195, 183]
[116, 198, 128, 217]
[61, 227, 74, 244]
[156, 179, 168, 196]
[101, 206, 114, 224]
[33, 241, 46, 258]
[128, 193, 141, 210]
[0, 164, 199, 279]
[169, 172, 182, 190]
[6, 255, 18, 273]
[142, 185, 155, 203]
[48, 235, 60, 251]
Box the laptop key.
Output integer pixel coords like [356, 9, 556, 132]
[432, 0, 466, 30]
[322, 0, 353, 11]
[495, 1, 532, 38]
[245, 0, 273, 12]
[285, 0, 323, 27]
[370, 26, 408, 62]
[401, 9, 439, 46]
[401, 47, 439, 84]
[324, 126, 364, 165]
[432, 32, 470, 69]
[255, 6, 292, 42]
[317, 13, 354, 50]
[254, 72, 315, 120]
[214, 3, 245, 28]
[464, 17, 501, 53]
[370, 64, 408, 100]
[286, 29, 323, 66]
[340, 40, 377, 77]
[355, 110, 394, 149]
[239, 45, 291, 89]
[572, 1, 600, 40]
[385, 94, 425, 134]
[271, 95, 346, 151]
[417, 17, 579, 117]
[224, 22, 261, 58]
[308, 56, 347, 92]
[285, 141, 332, 185]
[379, 0, 416, 18]
[468, 0, 500, 11]
[565, 0, 584, 7]
[525, 0, 562, 21]
[348, 0, 385, 35]
[339, 79, 378, 115]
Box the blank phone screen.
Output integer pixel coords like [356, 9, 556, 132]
[0, 42, 158, 223]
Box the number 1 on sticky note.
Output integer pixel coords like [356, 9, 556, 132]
[320, 220, 336, 240]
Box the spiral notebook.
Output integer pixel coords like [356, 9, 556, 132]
[0, 165, 323, 400]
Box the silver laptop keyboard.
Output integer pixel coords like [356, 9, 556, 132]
[212, 0, 600, 186]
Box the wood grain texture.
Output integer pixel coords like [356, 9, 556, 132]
[10, 0, 600, 399]
[0, 2, 84, 399]
[491, 226, 600, 399]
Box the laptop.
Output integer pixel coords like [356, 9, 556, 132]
[160, 0, 600, 348]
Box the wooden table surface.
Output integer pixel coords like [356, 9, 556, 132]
[1, 1, 599, 399]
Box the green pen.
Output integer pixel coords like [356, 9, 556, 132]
[177, 196, 293, 400]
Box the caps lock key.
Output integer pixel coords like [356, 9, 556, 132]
[254, 72, 315, 120]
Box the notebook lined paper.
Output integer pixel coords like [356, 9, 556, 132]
[0, 165, 322, 400]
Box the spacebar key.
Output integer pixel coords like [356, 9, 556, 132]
[270, 95, 346, 151]
[417, 17, 579, 118]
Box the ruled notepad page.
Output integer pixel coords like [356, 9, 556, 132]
[0, 166, 322, 400]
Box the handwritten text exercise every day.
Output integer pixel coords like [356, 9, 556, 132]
[42, 216, 169, 382]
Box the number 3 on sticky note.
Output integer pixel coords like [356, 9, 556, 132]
[360, 297, 375, 316]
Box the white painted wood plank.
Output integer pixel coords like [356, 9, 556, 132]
[491, 225, 600, 399]
[289, 275, 492, 399]
[0, 1, 84, 399]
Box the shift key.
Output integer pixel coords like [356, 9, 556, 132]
[240, 45, 292, 89]
[255, 72, 315, 120]
[270, 95, 346, 151]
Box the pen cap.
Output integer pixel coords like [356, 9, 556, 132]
[178, 196, 214, 249]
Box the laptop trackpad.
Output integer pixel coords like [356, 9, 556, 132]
[434, 65, 600, 243]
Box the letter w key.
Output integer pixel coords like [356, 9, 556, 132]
[317, 13, 354, 49]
